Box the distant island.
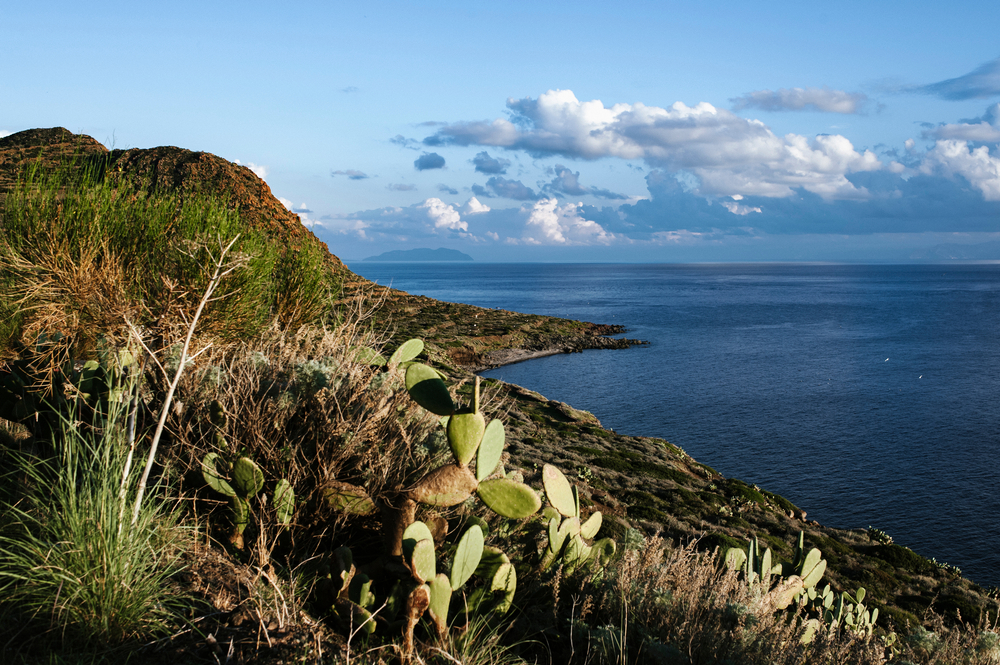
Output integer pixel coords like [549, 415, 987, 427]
[363, 247, 473, 262]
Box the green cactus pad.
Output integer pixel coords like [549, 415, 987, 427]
[322, 482, 375, 515]
[476, 419, 505, 482]
[447, 411, 486, 467]
[547, 517, 561, 553]
[541, 506, 561, 522]
[409, 464, 478, 506]
[477, 478, 542, 519]
[467, 515, 490, 539]
[349, 573, 375, 609]
[451, 525, 484, 589]
[232, 457, 264, 497]
[402, 520, 435, 558]
[428, 573, 452, 637]
[725, 547, 747, 571]
[593, 538, 616, 566]
[405, 363, 456, 415]
[476, 546, 510, 578]
[201, 452, 236, 497]
[390, 338, 424, 366]
[491, 562, 516, 614]
[354, 346, 386, 366]
[565, 534, 592, 568]
[274, 479, 295, 526]
[542, 464, 576, 517]
[580, 511, 602, 540]
[231, 495, 251, 534]
[801, 548, 827, 589]
[209, 399, 227, 427]
[410, 539, 436, 583]
[335, 598, 376, 635]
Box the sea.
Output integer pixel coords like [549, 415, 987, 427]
[347, 262, 1000, 588]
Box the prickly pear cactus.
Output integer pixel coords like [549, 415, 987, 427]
[538, 464, 616, 574]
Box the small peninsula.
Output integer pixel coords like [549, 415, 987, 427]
[363, 247, 473, 261]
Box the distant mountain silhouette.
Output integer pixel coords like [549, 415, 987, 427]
[364, 247, 473, 261]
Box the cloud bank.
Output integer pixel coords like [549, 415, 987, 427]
[425, 89, 888, 200]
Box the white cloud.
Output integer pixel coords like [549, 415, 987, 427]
[920, 140, 1000, 201]
[522, 198, 615, 245]
[923, 103, 1000, 142]
[427, 89, 885, 200]
[730, 87, 867, 114]
[420, 198, 468, 231]
[722, 195, 762, 215]
[234, 159, 268, 180]
[460, 197, 490, 214]
[0, 130, 12, 139]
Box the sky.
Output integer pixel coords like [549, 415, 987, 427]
[4, 1, 1000, 263]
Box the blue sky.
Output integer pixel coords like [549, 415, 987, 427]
[4, 1, 1000, 262]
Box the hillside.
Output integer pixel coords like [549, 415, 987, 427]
[0, 128, 996, 663]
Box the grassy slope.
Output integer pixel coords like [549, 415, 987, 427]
[2, 128, 995, 645]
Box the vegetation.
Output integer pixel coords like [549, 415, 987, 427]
[3, 156, 1000, 664]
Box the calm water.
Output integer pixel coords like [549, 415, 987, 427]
[349, 262, 1000, 586]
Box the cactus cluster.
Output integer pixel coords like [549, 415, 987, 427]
[539, 463, 615, 574]
[726, 532, 884, 645]
[324, 340, 541, 560]
[201, 399, 294, 549]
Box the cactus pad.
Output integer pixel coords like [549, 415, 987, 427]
[451, 525, 484, 589]
[409, 464, 478, 506]
[542, 464, 576, 517]
[231, 495, 251, 534]
[354, 346, 386, 366]
[405, 363, 455, 415]
[580, 511, 602, 540]
[402, 520, 435, 558]
[410, 538, 436, 583]
[476, 419, 505, 481]
[447, 411, 485, 467]
[274, 479, 295, 526]
[232, 457, 264, 497]
[323, 482, 375, 515]
[476, 478, 542, 519]
[201, 452, 236, 497]
[390, 338, 424, 366]
[428, 573, 452, 638]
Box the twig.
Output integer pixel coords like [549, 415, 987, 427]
[131, 235, 241, 526]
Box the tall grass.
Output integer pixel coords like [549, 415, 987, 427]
[0, 160, 335, 367]
[0, 380, 188, 654]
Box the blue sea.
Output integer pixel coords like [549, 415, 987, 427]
[348, 262, 1000, 587]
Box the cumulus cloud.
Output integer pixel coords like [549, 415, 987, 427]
[460, 197, 490, 214]
[332, 169, 370, 180]
[920, 139, 1000, 201]
[279, 198, 317, 227]
[473, 176, 540, 201]
[234, 160, 268, 180]
[730, 86, 867, 114]
[521, 199, 616, 245]
[424, 89, 886, 200]
[319, 198, 481, 241]
[388, 183, 417, 191]
[414, 152, 446, 171]
[420, 198, 468, 231]
[922, 103, 1000, 142]
[471, 151, 511, 174]
[918, 56, 1000, 101]
[543, 164, 628, 199]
